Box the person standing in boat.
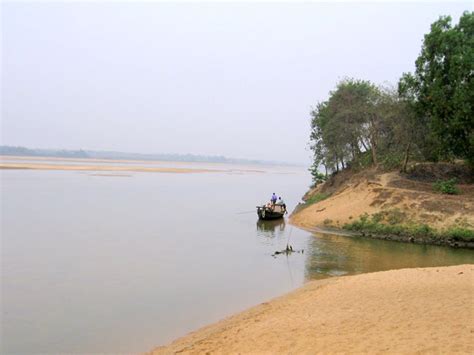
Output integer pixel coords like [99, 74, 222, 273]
[271, 193, 278, 205]
[277, 196, 287, 213]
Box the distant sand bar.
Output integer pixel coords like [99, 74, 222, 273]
[0, 162, 222, 174]
[0, 155, 269, 174]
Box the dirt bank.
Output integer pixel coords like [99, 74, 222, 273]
[151, 265, 474, 354]
[290, 166, 474, 241]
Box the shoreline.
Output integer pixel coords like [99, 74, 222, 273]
[292, 222, 474, 249]
[289, 169, 474, 249]
[151, 265, 474, 354]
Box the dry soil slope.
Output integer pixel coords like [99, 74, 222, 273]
[290, 167, 474, 231]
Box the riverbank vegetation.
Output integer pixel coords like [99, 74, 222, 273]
[343, 210, 474, 245]
[290, 166, 474, 247]
[309, 12, 473, 178]
[297, 13, 474, 246]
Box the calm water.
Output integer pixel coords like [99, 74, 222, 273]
[1, 164, 473, 354]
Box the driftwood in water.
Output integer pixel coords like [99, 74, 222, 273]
[272, 244, 304, 257]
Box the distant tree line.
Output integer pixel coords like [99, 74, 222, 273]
[0, 145, 290, 166]
[0, 146, 89, 158]
[310, 11, 473, 182]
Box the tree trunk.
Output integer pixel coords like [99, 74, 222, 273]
[401, 142, 411, 173]
[371, 144, 378, 166]
[368, 114, 379, 166]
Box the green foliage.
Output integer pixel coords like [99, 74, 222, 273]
[399, 12, 474, 163]
[309, 79, 380, 173]
[304, 193, 330, 205]
[371, 212, 384, 223]
[432, 178, 460, 195]
[344, 215, 434, 237]
[444, 227, 474, 241]
[344, 212, 474, 242]
[309, 78, 422, 174]
[310, 13, 473, 177]
[309, 163, 327, 185]
[352, 151, 373, 169]
[380, 154, 403, 171]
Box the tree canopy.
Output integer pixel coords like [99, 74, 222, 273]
[310, 12, 473, 183]
[399, 11, 473, 162]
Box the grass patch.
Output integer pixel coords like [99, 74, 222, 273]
[304, 192, 330, 205]
[343, 211, 474, 242]
[443, 227, 474, 241]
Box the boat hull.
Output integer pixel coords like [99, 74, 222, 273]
[257, 206, 285, 220]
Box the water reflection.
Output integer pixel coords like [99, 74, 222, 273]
[256, 218, 286, 238]
[304, 232, 474, 280]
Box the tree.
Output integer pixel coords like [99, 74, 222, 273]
[309, 79, 385, 180]
[310, 79, 423, 179]
[399, 12, 474, 162]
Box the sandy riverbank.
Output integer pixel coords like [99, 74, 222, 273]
[151, 265, 474, 354]
[290, 168, 474, 232]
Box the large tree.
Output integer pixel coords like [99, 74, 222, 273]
[399, 12, 474, 161]
[309, 79, 386, 179]
[310, 80, 422, 182]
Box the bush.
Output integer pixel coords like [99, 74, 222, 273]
[343, 212, 474, 243]
[380, 153, 403, 170]
[433, 178, 460, 194]
[352, 151, 373, 171]
[371, 212, 384, 223]
[343, 212, 434, 238]
[305, 193, 330, 205]
[410, 224, 434, 237]
[309, 165, 327, 186]
[443, 227, 474, 241]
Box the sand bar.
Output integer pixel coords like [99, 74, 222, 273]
[0, 162, 223, 174]
[151, 265, 474, 354]
[0, 156, 269, 174]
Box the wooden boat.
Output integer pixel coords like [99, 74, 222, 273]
[256, 204, 286, 220]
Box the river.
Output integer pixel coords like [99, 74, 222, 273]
[1, 162, 473, 353]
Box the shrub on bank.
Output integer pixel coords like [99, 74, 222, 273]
[433, 178, 460, 195]
[444, 227, 474, 241]
[343, 212, 473, 242]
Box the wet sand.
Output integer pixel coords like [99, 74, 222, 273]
[151, 265, 474, 354]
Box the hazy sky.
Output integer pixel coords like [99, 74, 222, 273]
[1, 1, 471, 164]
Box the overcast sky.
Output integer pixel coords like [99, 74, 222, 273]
[1, 1, 471, 164]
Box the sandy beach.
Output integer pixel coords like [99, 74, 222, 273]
[151, 265, 474, 354]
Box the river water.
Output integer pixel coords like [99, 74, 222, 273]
[1, 163, 473, 353]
